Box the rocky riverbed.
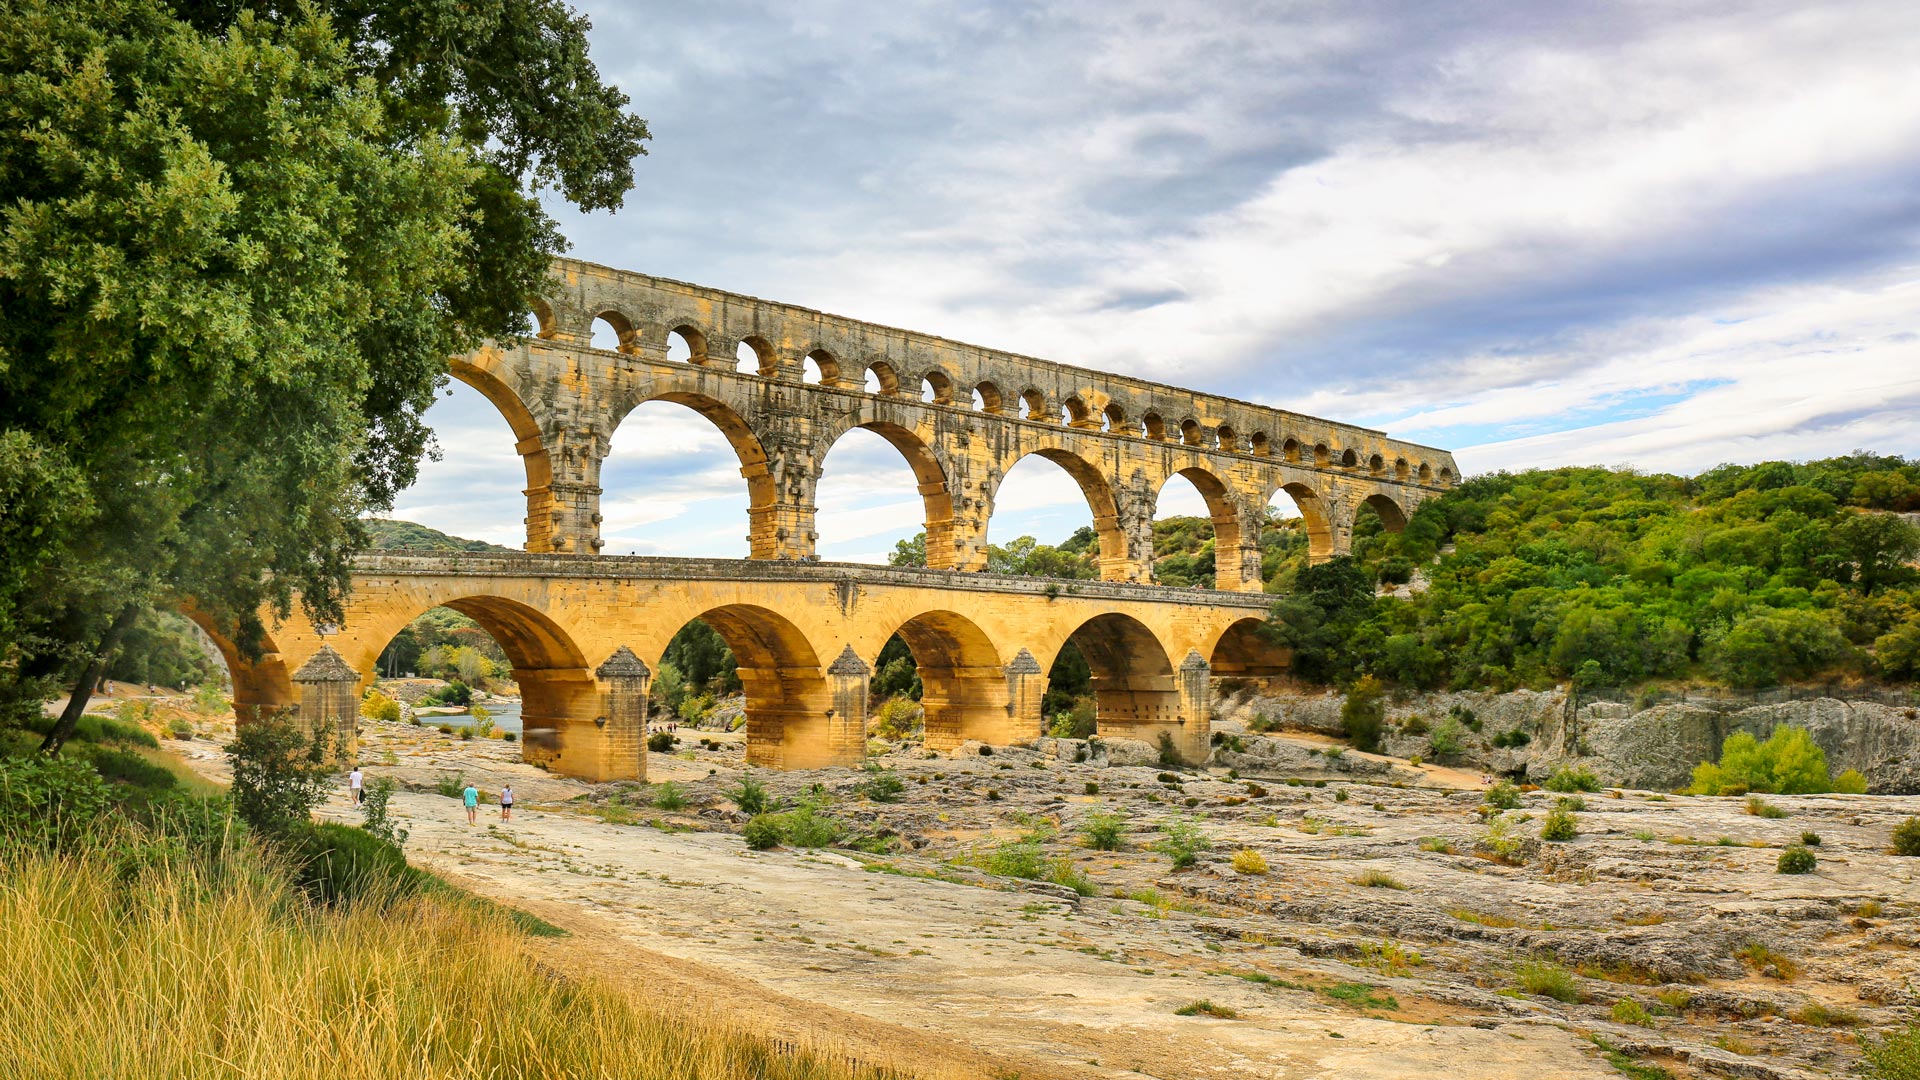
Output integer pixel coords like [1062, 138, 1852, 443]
[154, 703, 1920, 1080]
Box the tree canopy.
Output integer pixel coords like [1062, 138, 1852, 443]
[0, 0, 646, 740]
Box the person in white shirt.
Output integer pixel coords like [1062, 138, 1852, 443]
[348, 766, 364, 805]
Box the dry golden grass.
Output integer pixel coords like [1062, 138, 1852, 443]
[0, 846, 920, 1080]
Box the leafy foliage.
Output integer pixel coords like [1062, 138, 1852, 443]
[226, 717, 335, 838]
[1687, 727, 1839, 795]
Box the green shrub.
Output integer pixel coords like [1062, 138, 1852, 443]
[1484, 781, 1522, 810]
[781, 806, 840, 849]
[1746, 796, 1786, 819]
[227, 717, 335, 838]
[1083, 781, 1099, 795]
[360, 777, 408, 849]
[1894, 817, 1920, 857]
[1800, 831, 1821, 847]
[1157, 731, 1181, 767]
[651, 782, 686, 811]
[1154, 817, 1212, 869]
[1776, 845, 1817, 874]
[743, 813, 784, 850]
[1173, 1000, 1238, 1018]
[1834, 769, 1869, 794]
[1612, 997, 1656, 1027]
[0, 754, 112, 853]
[727, 770, 770, 814]
[1516, 960, 1580, 1003]
[1862, 1024, 1920, 1080]
[869, 695, 924, 741]
[288, 822, 418, 906]
[1232, 849, 1269, 875]
[858, 763, 906, 803]
[1341, 676, 1386, 751]
[1688, 727, 1836, 795]
[1080, 811, 1128, 851]
[1541, 808, 1577, 842]
[646, 731, 674, 753]
[167, 717, 195, 740]
[434, 772, 465, 799]
[1428, 717, 1464, 758]
[1543, 766, 1600, 793]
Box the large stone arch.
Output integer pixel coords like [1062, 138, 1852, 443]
[676, 603, 848, 769]
[878, 609, 1010, 750]
[816, 420, 960, 568]
[1044, 612, 1207, 761]
[986, 445, 1130, 582]
[612, 387, 783, 559]
[1359, 490, 1411, 533]
[1267, 477, 1337, 565]
[1156, 464, 1255, 591]
[1207, 616, 1291, 683]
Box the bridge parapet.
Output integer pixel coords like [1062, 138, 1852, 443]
[455, 258, 1457, 587]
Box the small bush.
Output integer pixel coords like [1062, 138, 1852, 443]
[1745, 796, 1786, 819]
[781, 806, 840, 849]
[1541, 808, 1577, 842]
[434, 772, 465, 799]
[1543, 766, 1600, 793]
[1083, 781, 1099, 795]
[1418, 836, 1453, 853]
[1154, 817, 1212, 869]
[743, 813, 784, 850]
[652, 782, 687, 811]
[1231, 849, 1269, 875]
[1333, 787, 1348, 802]
[727, 771, 770, 815]
[1833, 769, 1869, 794]
[289, 822, 418, 906]
[1893, 817, 1920, 857]
[1157, 731, 1181, 767]
[1612, 997, 1656, 1027]
[1799, 830, 1821, 847]
[1516, 960, 1580, 1003]
[167, 717, 195, 740]
[646, 731, 674, 753]
[1080, 811, 1129, 852]
[360, 776, 408, 849]
[1173, 1000, 1237, 1018]
[360, 689, 402, 724]
[1484, 781, 1522, 810]
[859, 763, 906, 803]
[1776, 845, 1817, 874]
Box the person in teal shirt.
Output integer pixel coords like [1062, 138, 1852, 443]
[463, 782, 479, 825]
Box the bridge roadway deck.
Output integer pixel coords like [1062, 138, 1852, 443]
[220, 552, 1285, 779]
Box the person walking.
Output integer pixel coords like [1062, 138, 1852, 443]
[348, 766, 364, 805]
[499, 784, 514, 822]
[463, 781, 479, 825]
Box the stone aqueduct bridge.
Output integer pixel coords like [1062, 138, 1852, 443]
[222, 259, 1458, 780]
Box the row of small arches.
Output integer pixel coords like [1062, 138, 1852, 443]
[552, 305, 1453, 487]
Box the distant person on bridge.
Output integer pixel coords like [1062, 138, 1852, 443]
[463, 782, 479, 825]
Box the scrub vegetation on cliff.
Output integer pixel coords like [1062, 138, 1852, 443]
[1272, 453, 1920, 692]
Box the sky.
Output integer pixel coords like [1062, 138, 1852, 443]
[390, 0, 1920, 562]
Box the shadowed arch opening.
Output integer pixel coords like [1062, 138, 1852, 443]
[1418, 462, 1433, 483]
[875, 610, 1009, 750]
[1156, 466, 1254, 591]
[736, 337, 776, 376]
[666, 325, 706, 364]
[816, 422, 958, 568]
[1062, 395, 1094, 428]
[863, 361, 900, 395]
[1101, 403, 1125, 433]
[1250, 432, 1270, 456]
[973, 381, 1002, 413]
[803, 349, 839, 386]
[1215, 425, 1237, 452]
[364, 594, 593, 771]
[1359, 492, 1410, 535]
[1281, 437, 1301, 463]
[1179, 419, 1203, 446]
[1018, 388, 1049, 420]
[921, 370, 953, 404]
[989, 447, 1127, 581]
[602, 391, 777, 558]
[1143, 412, 1166, 440]
[1340, 448, 1359, 468]
[1268, 480, 1335, 567]
[589, 310, 639, 353]
[1051, 613, 1180, 741]
[1210, 618, 1291, 680]
[674, 604, 834, 769]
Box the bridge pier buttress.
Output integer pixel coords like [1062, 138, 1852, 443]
[587, 647, 651, 783]
[1001, 649, 1046, 744]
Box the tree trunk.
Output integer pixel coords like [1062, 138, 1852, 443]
[40, 602, 140, 755]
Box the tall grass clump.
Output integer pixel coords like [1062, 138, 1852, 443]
[0, 842, 915, 1079]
